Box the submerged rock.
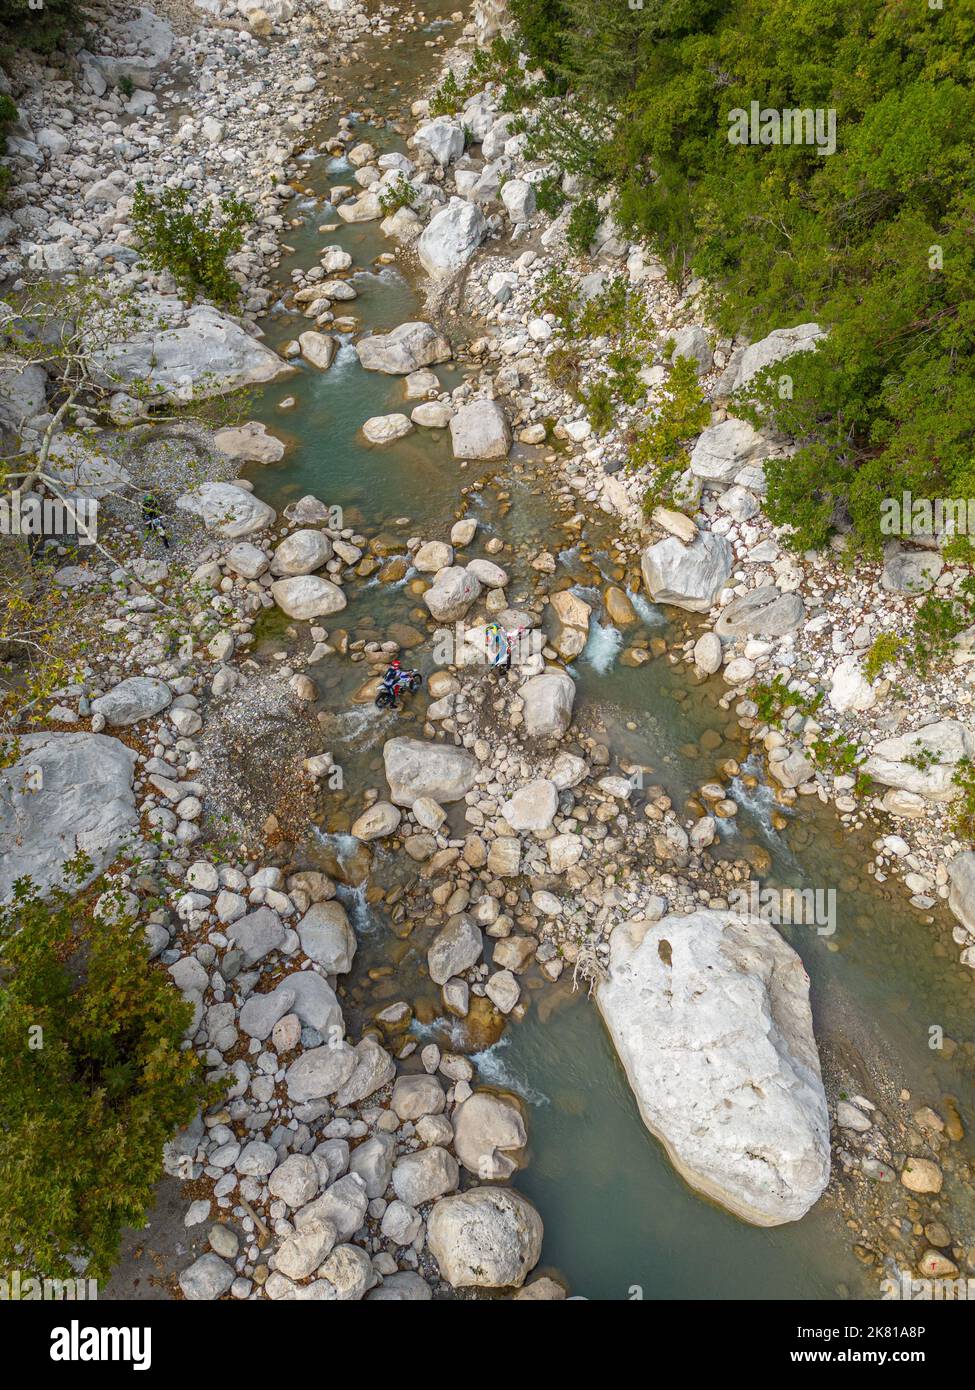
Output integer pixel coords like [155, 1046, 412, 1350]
[596, 910, 830, 1226]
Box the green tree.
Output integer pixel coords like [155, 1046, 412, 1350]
[0, 858, 213, 1281]
[131, 185, 255, 308]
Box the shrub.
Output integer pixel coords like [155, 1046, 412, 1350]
[863, 633, 905, 683]
[535, 172, 567, 217]
[565, 196, 601, 256]
[629, 357, 710, 509]
[378, 174, 417, 216]
[0, 857, 213, 1280]
[131, 184, 254, 307]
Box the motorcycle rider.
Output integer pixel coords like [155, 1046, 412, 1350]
[486, 622, 525, 675]
[141, 491, 170, 549]
[380, 658, 405, 707]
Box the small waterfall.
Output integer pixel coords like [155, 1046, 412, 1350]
[470, 1036, 551, 1107]
[628, 588, 666, 627]
[337, 880, 379, 937]
[581, 616, 623, 675]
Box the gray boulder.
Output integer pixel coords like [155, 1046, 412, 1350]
[418, 199, 487, 279]
[864, 720, 975, 802]
[730, 323, 826, 393]
[948, 851, 975, 937]
[519, 671, 575, 739]
[270, 575, 347, 619]
[715, 585, 805, 638]
[0, 733, 138, 901]
[427, 913, 482, 985]
[423, 566, 482, 622]
[95, 305, 290, 400]
[270, 530, 333, 576]
[176, 483, 276, 538]
[689, 418, 769, 485]
[298, 900, 356, 974]
[91, 676, 172, 726]
[178, 1253, 234, 1301]
[427, 1187, 543, 1289]
[641, 533, 732, 612]
[449, 399, 512, 460]
[383, 737, 477, 806]
[881, 547, 944, 595]
[355, 322, 451, 375]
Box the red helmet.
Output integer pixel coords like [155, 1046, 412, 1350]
[391, 658, 401, 668]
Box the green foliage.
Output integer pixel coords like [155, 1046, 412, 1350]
[951, 757, 975, 843]
[749, 674, 823, 727]
[565, 195, 601, 256]
[0, 857, 213, 1280]
[908, 576, 975, 676]
[0, 0, 78, 53]
[378, 175, 418, 216]
[627, 357, 710, 509]
[0, 91, 16, 207]
[535, 172, 567, 216]
[429, 69, 464, 116]
[507, 0, 975, 552]
[131, 184, 254, 308]
[578, 378, 614, 434]
[537, 271, 653, 434]
[863, 632, 904, 683]
[117, 74, 135, 99]
[507, 0, 569, 80]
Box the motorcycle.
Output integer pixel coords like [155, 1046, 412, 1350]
[375, 669, 423, 710]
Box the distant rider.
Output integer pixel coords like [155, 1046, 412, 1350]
[142, 492, 169, 549]
[487, 622, 526, 675]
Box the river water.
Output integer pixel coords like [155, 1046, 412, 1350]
[243, 1, 975, 1300]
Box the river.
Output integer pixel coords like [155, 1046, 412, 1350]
[241, 0, 975, 1301]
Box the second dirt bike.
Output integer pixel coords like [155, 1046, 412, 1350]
[375, 670, 423, 710]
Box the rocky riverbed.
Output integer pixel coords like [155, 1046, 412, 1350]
[1, 0, 974, 1303]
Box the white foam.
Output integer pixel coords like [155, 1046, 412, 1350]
[628, 589, 667, 627]
[582, 617, 623, 675]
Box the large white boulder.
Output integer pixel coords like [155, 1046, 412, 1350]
[270, 575, 347, 620]
[422, 566, 482, 622]
[640, 533, 733, 613]
[418, 199, 487, 279]
[948, 851, 975, 937]
[270, 530, 332, 576]
[597, 911, 830, 1226]
[863, 720, 975, 801]
[0, 733, 138, 900]
[414, 117, 465, 166]
[689, 419, 770, 485]
[95, 305, 290, 400]
[383, 737, 477, 807]
[519, 671, 575, 739]
[502, 779, 558, 832]
[355, 322, 452, 375]
[427, 1188, 543, 1289]
[449, 399, 511, 460]
[827, 657, 876, 714]
[176, 483, 275, 538]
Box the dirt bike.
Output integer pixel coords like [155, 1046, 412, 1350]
[375, 670, 423, 710]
